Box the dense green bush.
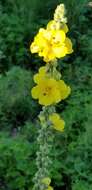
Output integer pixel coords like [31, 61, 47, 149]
[0, 66, 40, 131]
[50, 59, 92, 189]
[0, 0, 90, 73]
[0, 0, 92, 189]
[0, 127, 37, 190]
[0, 0, 39, 72]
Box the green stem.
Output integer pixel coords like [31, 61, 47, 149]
[33, 61, 59, 190]
[33, 106, 55, 190]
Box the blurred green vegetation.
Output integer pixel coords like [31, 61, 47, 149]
[0, 0, 92, 189]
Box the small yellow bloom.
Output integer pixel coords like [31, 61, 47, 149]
[61, 23, 69, 33]
[42, 28, 67, 62]
[31, 78, 70, 106]
[49, 113, 65, 132]
[33, 66, 47, 83]
[30, 28, 48, 54]
[47, 20, 60, 30]
[47, 20, 68, 34]
[42, 29, 66, 62]
[31, 78, 61, 106]
[42, 177, 51, 185]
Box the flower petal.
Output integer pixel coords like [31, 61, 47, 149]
[42, 177, 51, 185]
[53, 44, 67, 58]
[65, 37, 73, 54]
[31, 86, 39, 99]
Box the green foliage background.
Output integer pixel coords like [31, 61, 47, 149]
[0, 0, 92, 189]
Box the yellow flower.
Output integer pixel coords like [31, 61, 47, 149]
[30, 28, 48, 54]
[65, 37, 73, 54]
[50, 36, 73, 60]
[49, 113, 65, 132]
[33, 66, 47, 84]
[46, 186, 53, 190]
[30, 25, 73, 62]
[30, 28, 55, 61]
[42, 177, 51, 185]
[47, 20, 60, 30]
[42, 29, 67, 62]
[42, 28, 67, 62]
[61, 23, 69, 33]
[31, 78, 61, 106]
[30, 3, 73, 62]
[31, 78, 71, 106]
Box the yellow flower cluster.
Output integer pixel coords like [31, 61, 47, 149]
[30, 24, 73, 62]
[49, 113, 65, 132]
[42, 177, 53, 190]
[30, 3, 73, 62]
[31, 67, 71, 106]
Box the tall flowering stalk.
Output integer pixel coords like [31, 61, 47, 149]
[30, 4, 73, 190]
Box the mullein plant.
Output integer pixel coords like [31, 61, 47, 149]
[30, 4, 73, 190]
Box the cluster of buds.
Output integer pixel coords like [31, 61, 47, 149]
[54, 3, 67, 23]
